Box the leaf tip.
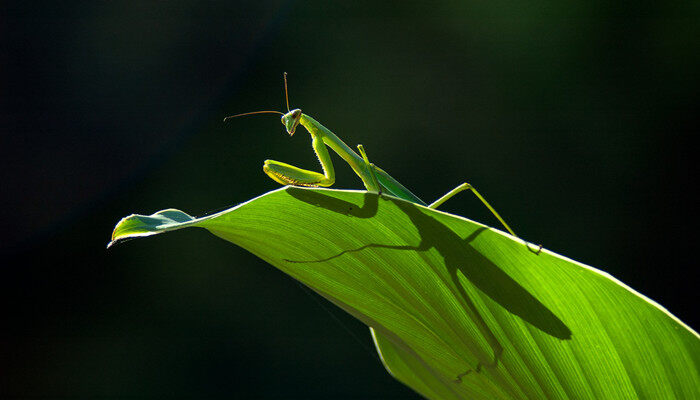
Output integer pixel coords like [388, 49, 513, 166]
[107, 208, 195, 249]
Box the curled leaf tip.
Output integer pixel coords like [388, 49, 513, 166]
[107, 208, 195, 249]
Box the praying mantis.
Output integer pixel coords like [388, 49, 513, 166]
[225, 73, 522, 242]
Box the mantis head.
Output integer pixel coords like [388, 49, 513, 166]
[282, 109, 302, 136]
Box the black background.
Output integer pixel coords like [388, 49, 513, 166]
[2, 1, 698, 398]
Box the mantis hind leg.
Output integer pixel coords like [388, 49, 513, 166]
[429, 183, 516, 235]
[263, 135, 335, 187]
[430, 182, 543, 253]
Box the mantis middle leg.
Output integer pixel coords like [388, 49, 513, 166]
[356, 144, 381, 194]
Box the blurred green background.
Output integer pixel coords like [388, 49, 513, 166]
[1, 1, 697, 398]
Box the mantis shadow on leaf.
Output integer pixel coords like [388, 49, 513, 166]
[285, 187, 571, 380]
[286, 186, 380, 218]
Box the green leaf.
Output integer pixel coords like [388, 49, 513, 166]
[109, 187, 699, 399]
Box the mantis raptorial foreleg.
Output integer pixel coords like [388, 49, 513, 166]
[263, 134, 335, 187]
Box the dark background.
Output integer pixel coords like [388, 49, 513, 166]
[1, 1, 697, 398]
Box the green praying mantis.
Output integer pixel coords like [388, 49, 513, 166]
[225, 73, 528, 246]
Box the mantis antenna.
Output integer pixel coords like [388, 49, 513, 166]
[283, 72, 290, 112]
[223, 110, 283, 122]
[223, 73, 291, 121]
